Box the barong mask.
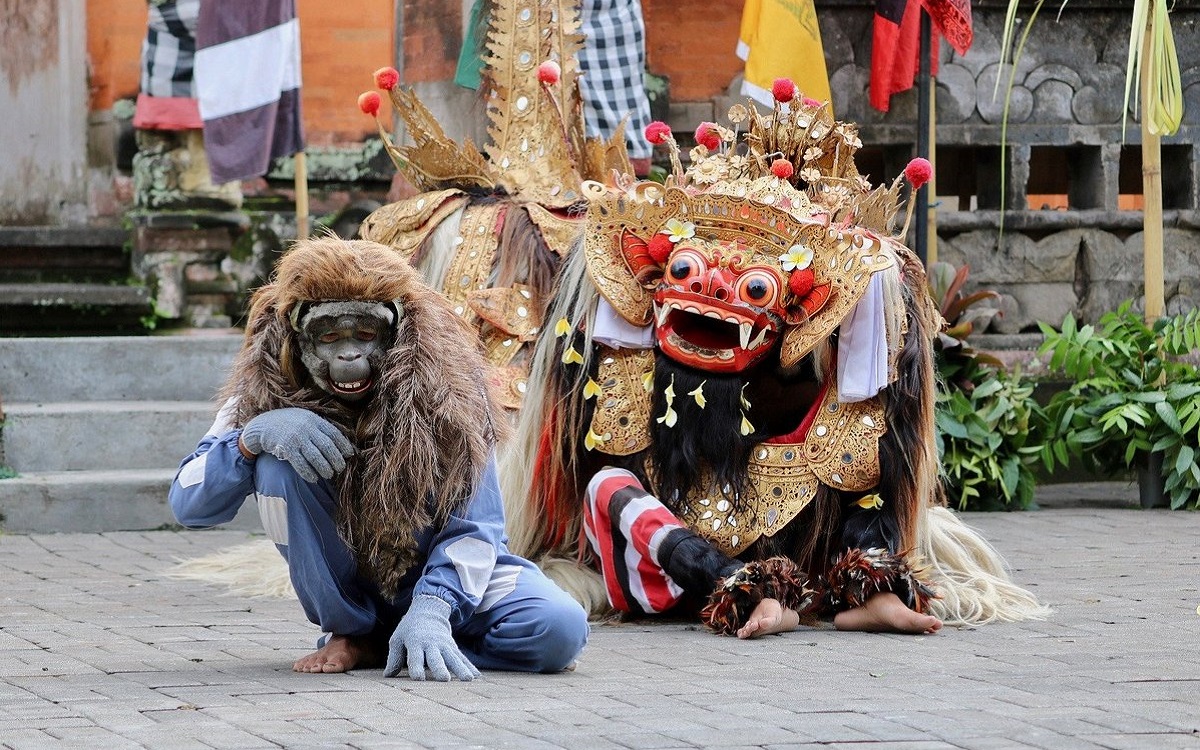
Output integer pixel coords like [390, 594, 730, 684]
[583, 115, 913, 378]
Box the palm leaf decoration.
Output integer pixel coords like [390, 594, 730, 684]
[998, 0, 1181, 137]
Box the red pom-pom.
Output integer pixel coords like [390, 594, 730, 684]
[770, 158, 794, 179]
[905, 157, 933, 190]
[373, 66, 399, 91]
[802, 97, 821, 109]
[537, 60, 561, 85]
[357, 91, 381, 117]
[648, 234, 675, 264]
[644, 121, 672, 145]
[772, 78, 797, 103]
[694, 122, 721, 151]
[789, 268, 815, 298]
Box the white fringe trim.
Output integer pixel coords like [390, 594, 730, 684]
[537, 556, 610, 618]
[163, 539, 295, 599]
[918, 505, 1052, 625]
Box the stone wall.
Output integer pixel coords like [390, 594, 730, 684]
[822, 0, 1200, 331]
[654, 0, 1199, 331]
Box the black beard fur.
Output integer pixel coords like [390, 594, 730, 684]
[648, 354, 758, 514]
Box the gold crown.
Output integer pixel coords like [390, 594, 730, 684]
[670, 98, 906, 232]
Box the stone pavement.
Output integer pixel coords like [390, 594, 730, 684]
[2, 506, 1199, 750]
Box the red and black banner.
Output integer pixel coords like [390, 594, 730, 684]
[870, 0, 973, 113]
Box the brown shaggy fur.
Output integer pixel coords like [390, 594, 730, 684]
[220, 237, 509, 596]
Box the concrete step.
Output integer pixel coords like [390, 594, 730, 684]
[1, 401, 216, 472]
[0, 283, 154, 335]
[0, 225, 131, 284]
[0, 333, 241, 402]
[0, 468, 262, 533]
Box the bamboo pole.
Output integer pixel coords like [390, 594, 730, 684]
[295, 150, 311, 239]
[927, 80, 938, 264]
[1141, 11, 1164, 323]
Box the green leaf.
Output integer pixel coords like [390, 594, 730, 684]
[1155, 400, 1184, 434]
[1053, 440, 1070, 468]
[1176, 445, 1196, 477]
[973, 378, 1003, 399]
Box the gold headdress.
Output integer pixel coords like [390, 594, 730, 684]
[364, 0, 630, 208]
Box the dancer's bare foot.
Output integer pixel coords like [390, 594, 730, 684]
[833, 592, 942, 634]
[293, 634, 383, 673]
[737, 597, 801, 639]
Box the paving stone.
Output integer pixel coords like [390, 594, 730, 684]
[1, 512, 1199, 748]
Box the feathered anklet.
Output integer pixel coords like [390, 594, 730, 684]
[700, 556, 819, 636]
[824, 547, 938, 612]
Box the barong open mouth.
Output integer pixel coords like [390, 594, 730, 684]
[653, 291, 780, 373]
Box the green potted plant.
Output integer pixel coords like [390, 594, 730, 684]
[1037, 301, 1200, 509]
[929, 262, 1047, 511]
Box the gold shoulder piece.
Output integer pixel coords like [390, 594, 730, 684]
[468, 284, 542, 341]
[359, 190, 468, 260]
[442, 203, 504, 320]
[587, 346, 654, 456]
[802, 387, 886, 492]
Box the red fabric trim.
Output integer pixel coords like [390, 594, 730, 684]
[584, 472, 646, 612]
[132, 93, 203, 130]
[533, 412, 566, 549]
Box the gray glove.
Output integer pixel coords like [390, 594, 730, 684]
[240, 408, 355, 483]
[384, 595, 480, 681]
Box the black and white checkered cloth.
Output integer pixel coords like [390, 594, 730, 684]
[577, 0, 653, 159]
[140, 0, 201, 98]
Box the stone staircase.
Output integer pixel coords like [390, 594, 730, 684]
[0, 226, 154, 336]
[0, 333, 260, 532]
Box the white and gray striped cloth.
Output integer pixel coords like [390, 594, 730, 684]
[577, 0, 653, 159]
[194, 0, 305, 184]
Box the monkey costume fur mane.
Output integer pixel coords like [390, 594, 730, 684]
[219, 237, 508, 596]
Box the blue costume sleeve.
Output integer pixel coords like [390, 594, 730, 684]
[412, 455, 507, 628]
[168, 401, 256, 529]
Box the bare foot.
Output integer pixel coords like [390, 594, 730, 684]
[833, 592, 942, 634]
[737, 597, 801, 639]
[293, 634, 383, 673]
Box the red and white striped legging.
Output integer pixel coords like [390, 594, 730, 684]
[582, 467, 689, 614]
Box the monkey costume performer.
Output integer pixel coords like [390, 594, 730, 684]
[168, 238, 588, 679]
[503, 95, 1049, 637]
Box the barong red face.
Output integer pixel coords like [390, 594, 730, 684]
[646, 235, 791, 373]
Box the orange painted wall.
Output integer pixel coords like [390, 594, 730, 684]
[86, 0, 147, 111]
[643, 0, 744, 102]
[401, 0, 463, 84]
[85, 1, 747, 142]
[85, 0, 393, 144]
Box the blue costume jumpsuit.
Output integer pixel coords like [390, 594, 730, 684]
[169, 403, 588, 673]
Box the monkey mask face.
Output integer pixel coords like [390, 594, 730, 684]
[292, 301, 402, 403]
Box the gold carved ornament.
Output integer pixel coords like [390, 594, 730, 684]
[676, 387, 886, 557]
[584, 346, 654, 456]
[778, 228, 896, 368]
